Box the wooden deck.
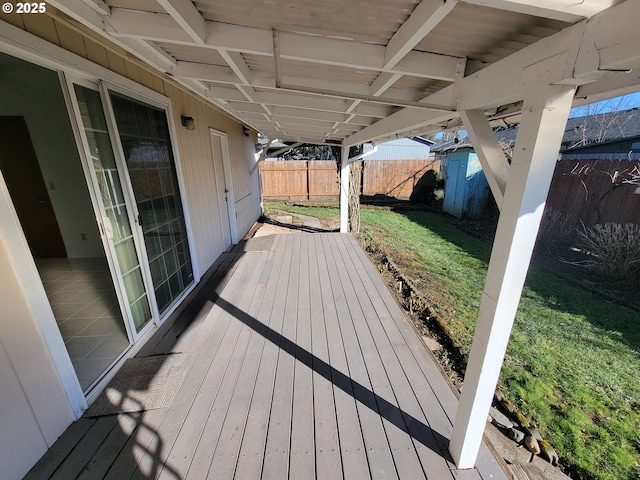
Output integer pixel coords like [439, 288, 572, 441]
[27, 233, 507, 480]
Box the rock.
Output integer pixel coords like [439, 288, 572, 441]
[527, 426, 543, 441]
[514, 410, 530, 428]
[525, 435, 541, 455]
[501, 398, 517, 414]
[494, 388, 506, 403]
[489, 407, 514, 430]
[508, 428, 525, 444]
[539, 440, 559, 466]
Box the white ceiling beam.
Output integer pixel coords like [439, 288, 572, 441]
[352, 103, 396, 118]
[345, 0, 640, 145]
[82, 0, 110, 16]
[278, 31, 460, 80]
[384, 0, 458, 70]
[218, 50, 253, 85]
[369, 73, 403, 97]
[206, 86, 250, 101]
[107, 8, 193, 44]
[157, 0, 206, 44]
[574, 71, 640, 106]
[460, 0, 614, 23]
[107, 8, 461, 81]
[173, 60, 239, 83]
[238, 72, 424, 104]
[460, 110, 509, 209]
[266, 116, 336, 128]
[267, 106, 350, 123]
[268, 143, 304, 157]
[226, 101, 270, 114]
[214, 91, 349, 114]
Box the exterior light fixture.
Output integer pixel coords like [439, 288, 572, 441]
[181, 115, 195, 130]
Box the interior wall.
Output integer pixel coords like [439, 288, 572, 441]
[0, 53, 102, 258]
[0, 234, 75, 480]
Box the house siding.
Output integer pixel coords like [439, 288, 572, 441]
[0, 11, 261, 479]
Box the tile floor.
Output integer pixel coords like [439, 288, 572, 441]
[36, 257, 130, 392]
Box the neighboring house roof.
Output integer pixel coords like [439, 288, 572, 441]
[430, 137, 472, 153]
[493, 108, 640, 152]
[363, 137, 431, 160]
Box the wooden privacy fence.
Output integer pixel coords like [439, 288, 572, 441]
[259, 159, 440, 200]
[259, 160, 338, 200]
[362, 159, 440, 199]
[546, 157, 640, 227]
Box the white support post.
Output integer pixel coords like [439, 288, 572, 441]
[460, 109, 510, 209]
[340, 146, 350, 233]
[449, 76, 576, 468]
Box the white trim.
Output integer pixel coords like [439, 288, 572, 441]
[210, 128, 239, 244]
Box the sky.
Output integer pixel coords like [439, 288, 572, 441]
[569, 92, 640, 118]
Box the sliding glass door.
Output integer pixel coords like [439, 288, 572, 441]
[73, 85, 153, 334]
[108, 93, 194, 315]
[69, 81, 195, 342]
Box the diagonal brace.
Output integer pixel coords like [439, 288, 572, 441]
[461, 109, 510, 210]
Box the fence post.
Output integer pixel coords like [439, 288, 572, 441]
[307, 160, 311, 200]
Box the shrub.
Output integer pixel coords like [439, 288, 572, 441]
[410, 169, 444, 205]
[575, 223, 640, 281]
[536, 208, 575, 250]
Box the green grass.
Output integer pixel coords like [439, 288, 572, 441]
[263, 202, 340, 219]
[267, 203, 640, 480]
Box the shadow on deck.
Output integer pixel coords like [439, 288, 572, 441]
[25, 232, 507, 480]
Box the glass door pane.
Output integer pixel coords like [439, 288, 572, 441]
[73, 85, 153, 333]
[109, 92, 194, 315]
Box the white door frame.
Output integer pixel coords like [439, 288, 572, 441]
[210, 129, 239, 244]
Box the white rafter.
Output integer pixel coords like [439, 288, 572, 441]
[384, 0, 459, 70]
[157, 0, 206, 44]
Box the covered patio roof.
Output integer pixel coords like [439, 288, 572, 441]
[43, 0, 640, 471]
[48, 0, 640, 146]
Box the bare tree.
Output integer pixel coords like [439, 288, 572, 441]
[567, 95, 637, 149]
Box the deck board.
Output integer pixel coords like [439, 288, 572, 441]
[27, 233, 508, 480]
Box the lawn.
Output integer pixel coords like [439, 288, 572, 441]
[263, 202, 640, 480]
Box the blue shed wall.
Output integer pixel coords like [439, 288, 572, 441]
[442, 149, 490, 218]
